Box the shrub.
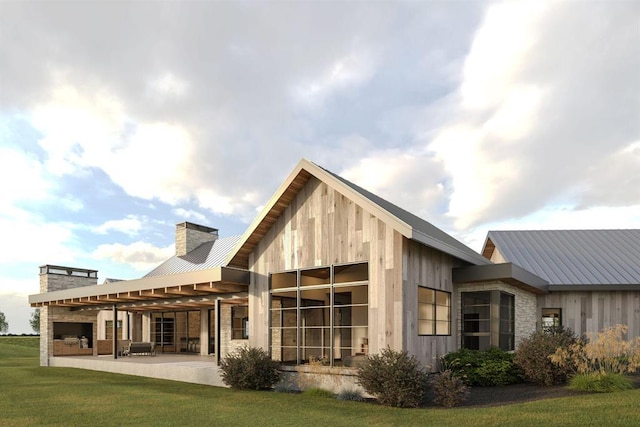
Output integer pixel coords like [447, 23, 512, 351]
[552, 324, 640, 376]
[442, 347, 521, 386]
[356, 347, 429, 408]
[430, 370, 470, 408]
[568, 372, 633, 393]
[336, 388, 365, 402]
[303, 387, 334, 398]
[219, 346, 281, 390]
[514, 327, 580, 386]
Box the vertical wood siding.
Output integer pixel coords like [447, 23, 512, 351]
[537, 291, 640, 337]
[403, 240, 458, 369]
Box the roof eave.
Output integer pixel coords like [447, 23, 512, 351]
[413, 229, 491, 266]
[547, 284, 640, 292]
[452, 262, 549, 294]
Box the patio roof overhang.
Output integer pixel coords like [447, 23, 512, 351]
[452, 262, 549, 295]
[29, 266, 250, 312]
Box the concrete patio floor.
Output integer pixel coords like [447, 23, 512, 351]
[48, 354, 225, 387]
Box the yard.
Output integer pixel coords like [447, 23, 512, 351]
[1, 337, 639, 426]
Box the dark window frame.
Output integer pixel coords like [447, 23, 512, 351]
[541, 308, 562, 333]
[231, 305, 249, 340]
[461, 290, 515, 351]
[418, 286, 451, 336]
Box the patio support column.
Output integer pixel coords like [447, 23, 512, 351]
[215, 298, 221, 365]
[113, 304, 118, 359]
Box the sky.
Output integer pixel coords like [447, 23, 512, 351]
[1, 1, 638, 334]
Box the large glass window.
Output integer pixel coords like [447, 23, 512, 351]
[231, 306, 249, 339]
[542, 308, 562, 333]
[270, 262, 368, 366]
[418, 287, 451, 336]
[105, 320, 122, 340]
[462, 291, 514, 351]
[151, 310, 201, 354]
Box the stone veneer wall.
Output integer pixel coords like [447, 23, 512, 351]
[456, 281, 537, 350]
[219, 303, 248, 358]
[39, 267, 98, 366]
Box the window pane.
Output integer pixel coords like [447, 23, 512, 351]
[435, 321, 450, 335]
[419, 304, 434, 320]
[435, 305, 449, 321]
[435, 290, 449, 306]
[418, 288, 435, 304]
[419, 320, 433, 335]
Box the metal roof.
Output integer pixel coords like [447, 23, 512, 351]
[145, 235, 242, 277]
[485, 230, 640, 287]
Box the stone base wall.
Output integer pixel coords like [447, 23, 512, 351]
[219, 303, 248, 358]
[278, 365, 368, 395]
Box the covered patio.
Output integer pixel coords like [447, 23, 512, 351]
[30, 265, 251, 367]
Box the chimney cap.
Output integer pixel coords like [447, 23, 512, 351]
[176, 222, 218, 234]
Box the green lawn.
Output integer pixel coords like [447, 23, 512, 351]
[1, 337, 639, 426]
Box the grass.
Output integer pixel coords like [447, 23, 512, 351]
[2, 337, 640, 426]
[569, 372, 634, 393]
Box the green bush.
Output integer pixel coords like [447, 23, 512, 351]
[430, 370, 470, 408]
[356, 347, 429, 408]
[219, 346, 281, 390]
[514, 327, 580, 386]
[442, 347, 521, 386]
[336, 388, 365, 402]
[303, 387, 334, 398]
[568, 372, 633, 393]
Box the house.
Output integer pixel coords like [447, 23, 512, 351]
[28, 159, 640, 386]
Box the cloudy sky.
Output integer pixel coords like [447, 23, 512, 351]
[1, 1, 638, 334]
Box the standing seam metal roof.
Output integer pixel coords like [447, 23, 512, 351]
[144, 235, 243, 277]
[487, 230, 640, 285]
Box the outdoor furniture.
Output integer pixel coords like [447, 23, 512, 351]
[127, 342, 155, 356]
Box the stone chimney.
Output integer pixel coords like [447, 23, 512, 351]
[175, 222, 219, 256]
[38, 265, 99, 367]
[39, 265, 98, 292]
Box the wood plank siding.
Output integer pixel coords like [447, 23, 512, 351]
[537, 291, 640, 338]
[403, 240, 458, 368]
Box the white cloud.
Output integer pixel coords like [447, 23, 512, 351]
[340, 150, 450, 222]
[460, 2, 546, 110]
[95, 215, 143, 236]
[172, 208, 207, 223]
[0, 217, 76, 265]
[293, 51, 375, 108]
[0, 147, 51, 210]
[147, 72, 189, 99]
[426, 1, 640, 231]
[92, 241, 174, 271]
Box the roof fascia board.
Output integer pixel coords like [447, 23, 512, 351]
[29, 267, 248, 304]
[452, 262, 549, 293]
